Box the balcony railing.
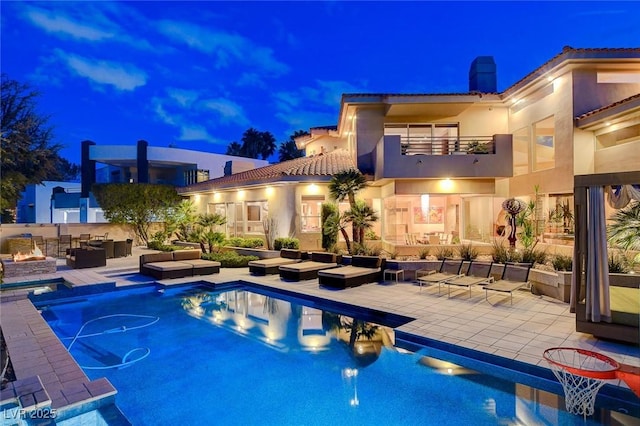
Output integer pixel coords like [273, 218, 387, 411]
[400, 136, 495, 156]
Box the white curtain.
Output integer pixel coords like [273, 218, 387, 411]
[585, 186, 611, 323]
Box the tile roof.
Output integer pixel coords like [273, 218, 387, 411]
[576, 93, 640, 120]
[502, 46, 640, 96]
[178, 149, 357, 194]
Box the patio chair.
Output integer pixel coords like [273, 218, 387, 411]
[58, 234, 72, 258]
[79, 233, 91, 245]
[416, 258, 463, 292]
[442, 261, 493, 298]
[483, 263, 533, 305]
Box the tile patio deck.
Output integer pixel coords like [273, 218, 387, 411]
[1, 246, 638, 420]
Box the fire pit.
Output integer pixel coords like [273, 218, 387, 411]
[2, 245, 56, 279]
[13, 245, 46, 262]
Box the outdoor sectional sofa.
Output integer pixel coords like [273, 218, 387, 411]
[279, 252, 340, 281]
[139, 249, 221, 280]
[318, 255, 386, 289]
[248, 249, 304, 275]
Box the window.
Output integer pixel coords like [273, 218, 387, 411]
[301, 196, 324, 232]
[512, 127, 530, 176]
[384, 123, 459, 155]
[184, 169, 210, 185]
[533, 116, 555, 171]
[246, 201, 267, 234]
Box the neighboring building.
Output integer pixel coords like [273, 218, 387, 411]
[17, 140, 269, 223]
[178, 47, 640, 251]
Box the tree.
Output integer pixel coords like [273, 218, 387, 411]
[239, 127, 276, 160]
[92, 183, 182, 245]
[278, 130, 307, 162]
[226, 141, 243, 156]
[347, 200, 379, 245]
[0, 74, 77, 221]
[328, 169, 367, 243]
[323, 210, 352, 254]
[608, 201, 640, 263]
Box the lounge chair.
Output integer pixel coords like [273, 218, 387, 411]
[279, 252, 340, 281]
[248, 249, 304, 275]
[318, 255, 385, 289]
[416, 258, 463, 292]
[483, 263, 533, 305]
[442, 261, 493, 298]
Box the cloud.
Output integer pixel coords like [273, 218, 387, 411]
[166, 88, 199, 108]
[200, 98, 250, 126]
[19, 3, 156, 51]
[273, 79, 365, 130]
[23, 5, 115, 41]
[57, 50, 148, 91]
[178, 125, 214, 141]
[156, 20, 289, 76]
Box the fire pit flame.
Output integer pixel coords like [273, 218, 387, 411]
[13, 244, 46, 262]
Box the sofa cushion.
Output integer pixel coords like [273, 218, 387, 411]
[318, 265, 381, 279]
[280, 249, 302, 260]
[249, 257, 299, 268]
[172, 250, 202, 261]
[279, 261, 338, 273]
[180, 259, 222, 268]
[351, 255, 382, 268]
[144, 261, 193, 272]
[141, 252, 174, 264]
[310, 252, 337, 263]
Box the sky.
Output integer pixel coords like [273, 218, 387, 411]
[2, 1, 640, 165]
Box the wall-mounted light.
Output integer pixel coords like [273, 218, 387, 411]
[440, 178, 453, 191]
[237, 189, 245, 199]
[266, 186, 274, 197]
[194, 194, 201, 202]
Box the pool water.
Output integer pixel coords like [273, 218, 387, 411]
[37, 284, 632, 425]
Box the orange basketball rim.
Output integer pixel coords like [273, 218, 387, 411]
[544, 347, 640, 398]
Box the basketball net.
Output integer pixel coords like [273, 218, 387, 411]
[543, 347, 640, 418]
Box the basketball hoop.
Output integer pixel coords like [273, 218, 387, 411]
[543, 347, 640, 417]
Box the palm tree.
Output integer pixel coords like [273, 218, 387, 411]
[198, 213, 227, 253]
[323, 210, 352, 254]
[226, 141, 243, 156]
[278, 130, 307, 162]
[347, 200, 379, 245]
[608, 201, 640, 252]
[328, 169, 367, 243]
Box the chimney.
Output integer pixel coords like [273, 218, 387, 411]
[469, 56, 497, 93]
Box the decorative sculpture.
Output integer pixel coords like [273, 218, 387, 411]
[502, 198, 527, 248]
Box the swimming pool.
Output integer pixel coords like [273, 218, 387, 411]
[36, 283, 637, 425]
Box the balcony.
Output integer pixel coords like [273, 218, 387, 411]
[373, 134, 513, 180]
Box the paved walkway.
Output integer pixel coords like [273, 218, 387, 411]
[2, 247, 638, 417]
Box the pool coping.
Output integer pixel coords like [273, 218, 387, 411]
[0, 299, 120, 423]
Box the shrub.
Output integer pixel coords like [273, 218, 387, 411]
[274, 237, 300, 250]
[386, 250, 399, 260]
[435, 246, 455, 260]
[224, 237, 264, 248]
[491, 240, 522, 263]
[350, 242, 382, 256]
[608, 253, 629, 273]
[418, 247, 430, 259]
[521, 247, 547, 265]
[552, 254, 573, 271]
[147, 241, 183, 252]
[364, 229, 380, 240]
[202, 251, 259, 268]
[458, 243, 478, 261]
